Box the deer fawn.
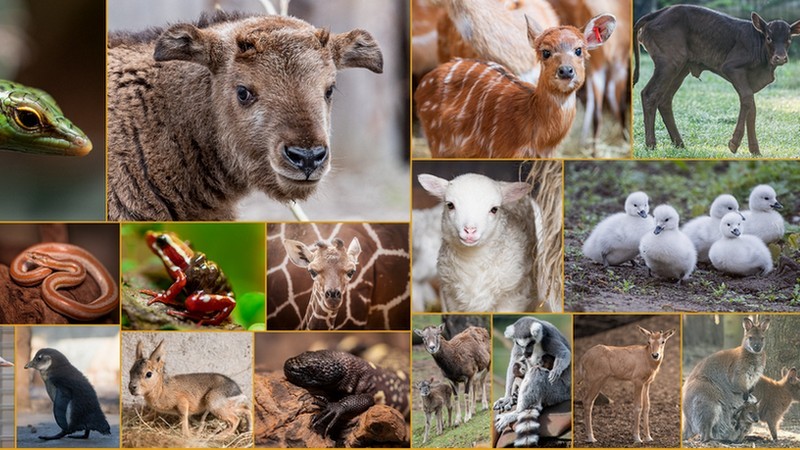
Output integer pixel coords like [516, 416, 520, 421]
[579, 326, 676, 443]
[683, 317, 770, 442]
[415, 13, 616, 158]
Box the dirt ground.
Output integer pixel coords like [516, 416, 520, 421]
[573, 316, 681, 448]
[685, 419, 800, 448]
[564, 197, 800, 313]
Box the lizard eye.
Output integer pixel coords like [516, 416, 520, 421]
[14, 107, 43, 130]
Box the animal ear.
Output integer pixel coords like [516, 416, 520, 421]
[499, 182, 531, 204]
[413, 328, 423, 337]
[743, 317, 754, 331]
[418, 174, 449, 200]
[504, 324, 516, 339]
[759, 318, 771, 331]
[347, 237, 361, 261]
[329, 29, 383, 73]
[751, 12, 768, 35]
[283, 239, 313, 268]
[437, 323, 445, 333]
[524, 15, 544, 47]
[136, 341, 145, 360]
[529, 321, 543, 340]
[791, 19, 800, 36]
[664, 328, 676, 340]
[584, 14, 617, 50]
[150, 340, 165, 362]
[637, 325, 651, 337]
[154, 24, 226, 73]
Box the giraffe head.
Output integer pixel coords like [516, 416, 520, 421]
[283, 237, 361, 310]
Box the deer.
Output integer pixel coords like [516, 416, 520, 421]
[578, 326, 676, 444]
[282, 237, 361, 330]
[415, 13, 616, 158]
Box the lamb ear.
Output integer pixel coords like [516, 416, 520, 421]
[584, 13, 616, 50]
[154, 24, 226, 73]
[330, 29, 383, 73]
[500, 182, 531, 204]
[751, 12, 768, 35]
[418, 174, 449, 200]
[283, 239, 314, 268]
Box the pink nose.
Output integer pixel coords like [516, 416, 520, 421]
[464, 227, 477, 235]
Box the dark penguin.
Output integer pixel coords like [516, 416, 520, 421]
[24, 348, 111, 440]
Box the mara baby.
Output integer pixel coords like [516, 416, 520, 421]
[107, 11, 382, 220]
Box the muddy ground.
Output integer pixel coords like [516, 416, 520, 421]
[573, 316, 681, 448]
[564, 161, 800, 312]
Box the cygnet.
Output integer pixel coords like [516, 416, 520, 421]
[583, 191, 655, 266]
[682, 194, 743, 262]
[709, 212, 773, 276]
[742, 184, 785, 244]
[639, 205, 697, 282]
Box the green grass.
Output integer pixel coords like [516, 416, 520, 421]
[633, 53, 800, 158]
[411, 407, 492, 448]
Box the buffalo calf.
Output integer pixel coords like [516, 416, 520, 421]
[634, 5, 800, 155]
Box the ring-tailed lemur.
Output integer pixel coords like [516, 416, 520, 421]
[494, 317, 571, 447]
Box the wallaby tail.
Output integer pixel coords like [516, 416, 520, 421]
[513, 406, 543, 447]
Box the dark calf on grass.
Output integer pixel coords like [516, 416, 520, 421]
[634, 5, 800, 155]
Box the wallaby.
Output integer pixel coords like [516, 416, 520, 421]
[128, 340, 250, 437]
[753, 367, 800, 441]
[729, 393, 759, 443]
[682, 317, 770, 442]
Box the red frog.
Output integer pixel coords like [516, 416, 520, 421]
[141, 231, 235, 326]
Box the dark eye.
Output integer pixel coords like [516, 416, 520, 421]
[541, 49, 551, 59]
[146, 371, 152, 378]
[236, 85, 255, 106]
[634, 204, 638, 207]
[446, 202, 455, 210]
[765, 197, 770, 200]
[767, 36, 773, 43]
[325, 84, 335, 101]
[309, 269, 318, 278]
[665, 218, 669, 222]
[346, 269, 355, 278]
[14, 107, 42, 130]
[490, 206, 498, 214]
[575, 48, 582, 56]
[156, 234, 168, 246]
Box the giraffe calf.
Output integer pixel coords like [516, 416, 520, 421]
[282, 238, 361, 330]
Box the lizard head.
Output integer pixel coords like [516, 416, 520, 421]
[284, 349, 347, 390]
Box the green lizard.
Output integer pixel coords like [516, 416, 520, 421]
[0, 80, 92, 156]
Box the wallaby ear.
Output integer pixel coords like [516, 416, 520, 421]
[154, 24, 226, 73]
[759, 318, 771, 331]
[663, 328, 677, 340]
[742, 317, 755, 331]
[525, 14, 544, 47]
[347, 237, 361, 261]
[418, 174, 449, 200]
[135, 341, 144, 360]
[283, 239, 314, 268]
[584, 13, 617, 50]
[751, 12, 768, 35]
[150, 340, 165, 362]
[504, 324, 516, 340]
[500, 182, 532, 205]
[329, 29, 383, 73]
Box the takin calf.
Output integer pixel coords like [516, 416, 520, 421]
[107, 11, 383, 220]
[634, 5, 800, 155]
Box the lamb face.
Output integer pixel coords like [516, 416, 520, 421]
[418, 173, 530, 247]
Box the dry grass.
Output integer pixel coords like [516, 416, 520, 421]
[121, 407, 253, 448]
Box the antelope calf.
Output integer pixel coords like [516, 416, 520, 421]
[415, 13, 616, 158]
[579, 326, 676, 443]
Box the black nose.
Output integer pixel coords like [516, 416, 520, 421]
[325, 289, 341, 300]
[283, 146, 328, 177]
[557, 65, 575, 80]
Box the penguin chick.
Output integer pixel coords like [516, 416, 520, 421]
[24, 348, 111, 440]
[709, 212, 773, 276]
[742, 184, 785, 244]
[682, 194, 743, 262]
[639, 205, 697, 283]
[582, 191, 655, 266]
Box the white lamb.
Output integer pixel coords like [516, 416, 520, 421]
[639, 205, 697, 283]
[412, 205, 443, 312]
[742, 184, 785, 244]
[682, 194, 743, 262]
[582, 191, 654, 266]
[709, 212, 773, 276]
[418, 173, 536, 312]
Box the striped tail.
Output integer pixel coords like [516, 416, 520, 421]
[513, 406, 542, 447]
